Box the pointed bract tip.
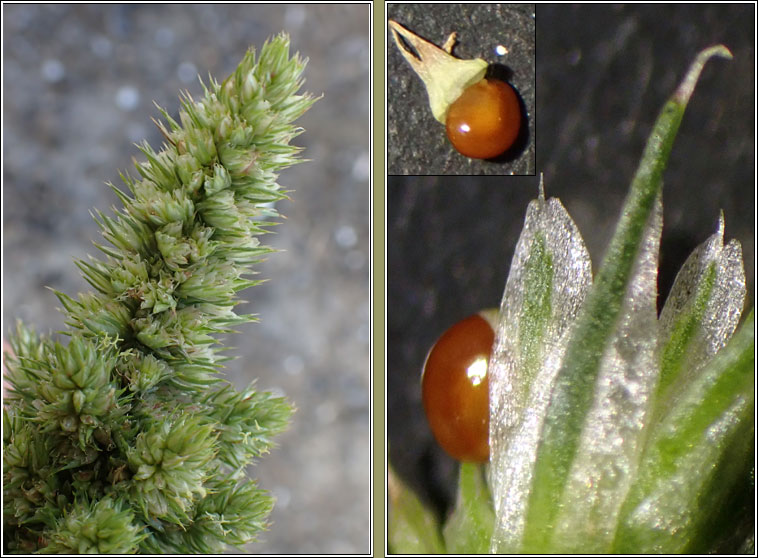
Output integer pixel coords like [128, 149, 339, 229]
[538, 173, 546, 201]
[674, 44, 733, 105]
[717, 210, 725, 239]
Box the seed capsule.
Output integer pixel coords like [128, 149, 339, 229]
[446, 78, 520, 159]
[389, 20, 522, 161]
[421, 313, 495, 463]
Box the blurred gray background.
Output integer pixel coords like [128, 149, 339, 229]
[2, 4, 370, 554]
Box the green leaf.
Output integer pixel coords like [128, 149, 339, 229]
[388, 465, 445, 554]
[443, 463, 494, 553]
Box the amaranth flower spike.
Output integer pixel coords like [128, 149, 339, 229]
[4, 34, 317, 554]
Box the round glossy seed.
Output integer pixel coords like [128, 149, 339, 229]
[421, 313, 494, 462]
[445, 78, 521, 159]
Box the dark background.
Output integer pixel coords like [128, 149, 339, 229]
[387, 3, 754, 534]
[387, 3, 536, 175]
[2, 4, 370, 553]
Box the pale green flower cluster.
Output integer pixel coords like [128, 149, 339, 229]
[4, 34, 314, 553]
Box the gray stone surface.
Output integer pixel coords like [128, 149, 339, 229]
[3, 4, 370, 554]
[387, 3, 536, 175]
